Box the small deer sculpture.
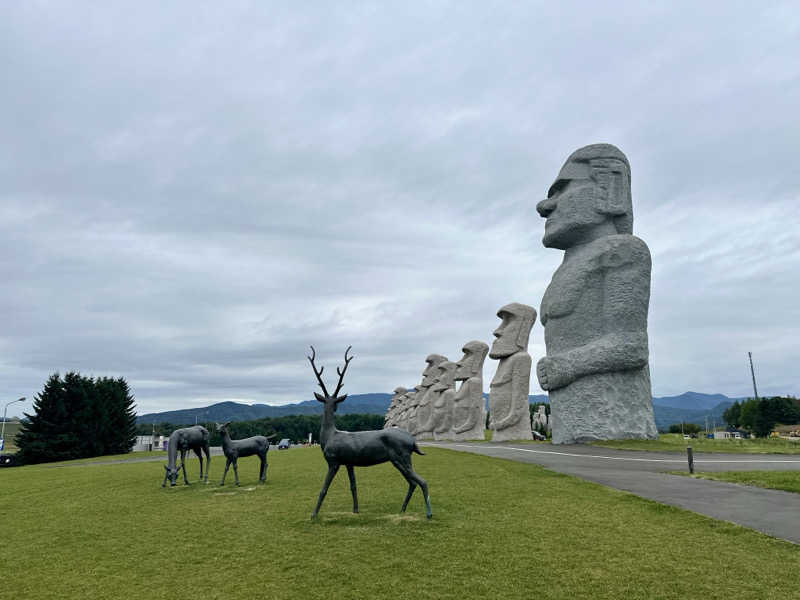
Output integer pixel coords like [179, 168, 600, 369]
[162, 425, 210, 487]
[308, 346, 432, 520]
[216, 422, 275, 486]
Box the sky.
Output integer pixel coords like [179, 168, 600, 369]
[1, 2, 798, 417]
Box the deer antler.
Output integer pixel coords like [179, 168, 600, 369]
[307, 345, 330, 397]
[332, 345, 354, 397]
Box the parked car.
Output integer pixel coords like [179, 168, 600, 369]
[277, 438, 291, 450]
[0, 454, 20, 467]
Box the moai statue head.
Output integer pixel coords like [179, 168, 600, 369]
[421, 354, 448, 387]
[391, 386, 408, 404]
[535, 143, 632, 250]
[489, 303, 537, 359]
[430, 361, 457, 392]
[454, 341, 489, 382]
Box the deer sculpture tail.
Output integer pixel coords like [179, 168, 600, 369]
[412, 443, 425, 456]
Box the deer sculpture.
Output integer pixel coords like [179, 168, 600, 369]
[308, 346, 432, 520]
[162, 425, 211, 487]
[216, 422, 275, 486]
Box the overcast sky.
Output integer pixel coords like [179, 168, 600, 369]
[1, 2, 798, 417]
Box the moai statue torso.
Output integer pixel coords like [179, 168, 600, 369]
[404, 389, 420, 434]
[489, 303, 536, 442]
[415, 354, 447, 440]
[430, 361, 457, 441]
[536, 144, 657, 444]
[385, 386, 407, 428]
[452, 340, 489, 441]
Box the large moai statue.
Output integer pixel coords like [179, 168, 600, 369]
[384, 386, 407, 428]
[452, 340, 489, 441]
[489, 303, 536, 442]
[536, 143, 658, 444]
[414, 354, 447, 440]
[430, 361, 457, 441]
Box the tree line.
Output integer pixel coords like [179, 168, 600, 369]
[15, 372, 137, 464]
[137, 413, 385, 445]
[722, 396, 800, 438]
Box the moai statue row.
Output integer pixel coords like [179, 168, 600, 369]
[488, 303, 536, 442]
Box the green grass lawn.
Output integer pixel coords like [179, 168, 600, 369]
[592, 433, 800, 454]
[2, 447, 799, 600]
[673, 471, 800, 494]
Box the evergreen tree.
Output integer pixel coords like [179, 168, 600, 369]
[15, 372, 137, 464]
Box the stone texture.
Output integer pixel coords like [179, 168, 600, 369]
[489, 303, 535, 442]
[414, 354, 447, 440]
[384, 386, 407, 428]
[403, 389, 420, 434]
[430, 361, 457, 441]
[536, 143, 657, 444]
[452, 340, 489, 441]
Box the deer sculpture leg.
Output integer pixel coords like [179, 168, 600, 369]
[232, 459, 240, 486]
[180, 449, 190, 485]
[393, 458, 432, 519]
[346, 465, 358, 513]
[220, 459, 232, 486]
[202, 444, 210, 483]
[193, 447, 204, 482]
[259, 451, 267, 483]
[311, 463, 340, 519]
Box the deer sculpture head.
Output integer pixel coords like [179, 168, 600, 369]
[308, 345, 354, 413]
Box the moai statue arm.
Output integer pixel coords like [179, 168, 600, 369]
[453, 379, 481, 434]
[537, 237, 651, 391]
[493, 352, 532, 430]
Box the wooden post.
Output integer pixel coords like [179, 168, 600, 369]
[687, 446, 694, 474]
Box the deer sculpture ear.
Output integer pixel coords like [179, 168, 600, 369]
[164, 465, 170, 472]
[335, 394, 347, 404]
[314, 392, 326, 402]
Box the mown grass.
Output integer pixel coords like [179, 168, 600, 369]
[673, 470, 800, 494]
[592, 433, 800, 454]
[2, 447, 799, 600]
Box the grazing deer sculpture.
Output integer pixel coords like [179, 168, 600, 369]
[308, 346, 432, 520]
[162, 425, 210, 487]
[216, 422, 275, 486]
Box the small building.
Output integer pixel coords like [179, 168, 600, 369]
[714, 429, 747, 440]
[132, 435, 168, 452]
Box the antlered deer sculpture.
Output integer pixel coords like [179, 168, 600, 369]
[308, 346, 432, 520]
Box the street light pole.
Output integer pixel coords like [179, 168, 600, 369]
[1, 397, 26, 451]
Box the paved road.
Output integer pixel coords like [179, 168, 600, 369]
[426, 442, 800, 544]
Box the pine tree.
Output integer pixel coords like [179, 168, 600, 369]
[15, 372, 138, 464]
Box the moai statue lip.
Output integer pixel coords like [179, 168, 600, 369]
[455, 341, 489, 381]
[489, 303, 537, 359]
[535, 143, 657, 444]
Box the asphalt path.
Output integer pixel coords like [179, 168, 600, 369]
[426, 441, 800, 545]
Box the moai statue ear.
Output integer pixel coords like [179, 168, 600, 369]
[592, 158, 629, 217]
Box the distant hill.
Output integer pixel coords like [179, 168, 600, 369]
[137, 391, 742, 429]
[652, 391, 746, 411]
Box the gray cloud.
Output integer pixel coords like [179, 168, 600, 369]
[1, 2, 798, 416]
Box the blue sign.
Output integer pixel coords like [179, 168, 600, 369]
[0, 438, 4, 451]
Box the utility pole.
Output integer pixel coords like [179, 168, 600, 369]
[748, 352, 759, 401]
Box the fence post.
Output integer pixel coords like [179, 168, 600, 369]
[687, 446, 694, 474]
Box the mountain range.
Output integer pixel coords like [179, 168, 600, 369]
[137, 391, 745, 430]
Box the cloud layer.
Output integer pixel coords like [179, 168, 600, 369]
[1, 3, 798, 415]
